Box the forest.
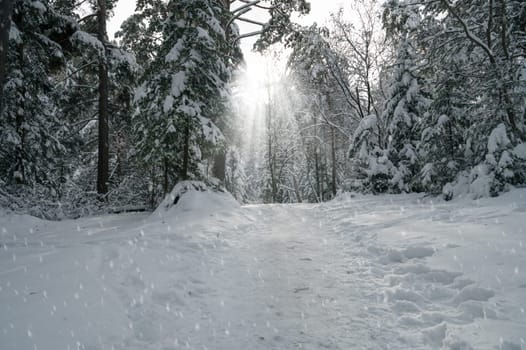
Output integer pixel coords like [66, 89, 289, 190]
[0, 0, 525, 218]
[1, 2, 526, 349]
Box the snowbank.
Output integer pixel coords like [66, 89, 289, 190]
[152, 181, 239, 221]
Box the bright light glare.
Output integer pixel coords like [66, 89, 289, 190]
[229, 51, 288, 153]
[236, 52, 286, 102]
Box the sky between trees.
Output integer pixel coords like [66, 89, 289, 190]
[108, 0, 350, 52]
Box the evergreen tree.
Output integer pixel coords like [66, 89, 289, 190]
[408, 0, 526, 198]
[0, 0, 76, 199]
[115, 0, 166, 67]
[58, 0, 137, 205]
[351, 3, 431, 194]
[0, 0, 15, 114]
[382, 35, 431, 192]
[133, 0, 234, 203]
[350, 114, 393, 193]
[419, 74, 468, 194]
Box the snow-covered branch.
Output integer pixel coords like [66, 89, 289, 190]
[441, 0, 495, 62]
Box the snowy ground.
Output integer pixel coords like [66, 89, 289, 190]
[1, 187, 526, 350]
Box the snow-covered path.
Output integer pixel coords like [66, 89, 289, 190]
[1, 189, 526, 349]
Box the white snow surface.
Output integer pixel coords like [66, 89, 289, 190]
[1, 188, 526, 349]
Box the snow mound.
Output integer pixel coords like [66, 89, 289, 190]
[152, 181, 239, 220]
[0, 211, 47, 240]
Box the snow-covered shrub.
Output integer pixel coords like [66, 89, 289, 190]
[443, 124, 526, 200]
[152, 180, 238, 220]
[350, 115, 392, 193]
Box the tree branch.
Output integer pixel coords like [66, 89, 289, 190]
[487, 0, 493, 50]
[78, 13, 98, 23]
[236, 16, 265, 26]
[234, 30, 265, 42]
[237, 0, 275, 10]
[441, 0, 495, 63]
[232, 0, 261, 14]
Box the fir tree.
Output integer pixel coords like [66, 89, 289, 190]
[133, 0, 234, 202]
[0, 0, 76, 198]
[382, 35, 431, 192]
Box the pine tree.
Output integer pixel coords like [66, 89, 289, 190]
[133, 0, 234, 203]
[0, 0, 76, 200]
[115, 0, 166, 67]
[350, 15, 431, 195]
[57, 0, 137, 206]
[0, 0, 15, 114]
[382, 35, 431, 192]
[414, 0, 526, 198]
[350, 114, 393, 193]
[419, 73, 468, 194]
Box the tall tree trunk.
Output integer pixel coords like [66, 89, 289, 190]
[149, 166, 156, 209]
[314, 148, 321, 201]
[210, 0, 233, 184]
[15, 108, 25, 183]
[14, 44, 25, 184]
[163, 158, 169, 194]
[292, 173, 302, 203]
[212, 152, 226, 183]
[325, 94, 337, 198]
[0, 0, 14, 115]
[268, 118, 276, 202]
[181, 122, 190, 180]
[266, 85, 277, 202]
[96, 0, 109, 196]
[331, 126, 337, 197]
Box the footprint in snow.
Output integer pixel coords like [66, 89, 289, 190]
[378, 246, 435, 264]
[421, 322, 447, 348]
[451, 285, 495, 306]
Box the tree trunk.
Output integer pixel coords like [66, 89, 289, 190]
[149, 166, 156, 209]
[96, 0, 109, 196]
[163, 158, 169, 194]
[292, 173, 302, 203]
[331, 126, 337, 197]
[181, 122, 190, 180]
[265, 86, 278, 202]
[0, 0, 14, 115]
[212, 151, 226, 182]
[314, 148, 321, 201]
[209, 0, 232, 184]
[14, 44, 25, 184]
[268, 128, 276, 202]
[15, 108, 25, 183]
